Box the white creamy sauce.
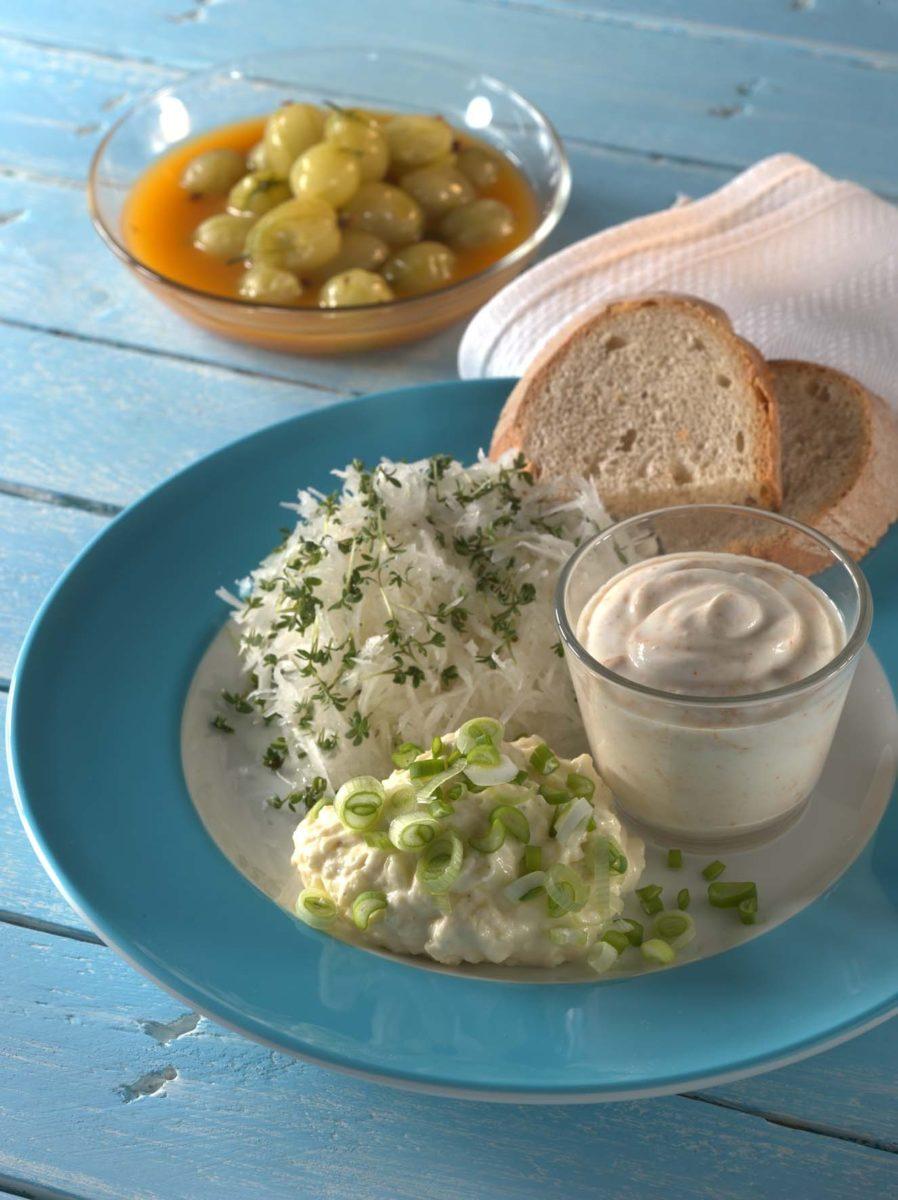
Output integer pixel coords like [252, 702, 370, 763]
[571, 551, 854, 840]
[579, 552, 845, 698]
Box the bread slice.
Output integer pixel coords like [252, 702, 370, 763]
[490, 294, 781, 517]
[771, 359, 898, 566]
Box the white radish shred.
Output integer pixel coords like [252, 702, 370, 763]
[225, 453, 609, 799]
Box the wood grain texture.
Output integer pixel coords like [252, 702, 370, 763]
[0, 3, 896, 190]
[0, 921, 895, 1200]
[0, 495, 106, 680]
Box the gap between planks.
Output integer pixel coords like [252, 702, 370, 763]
[2, 4, 897, 75]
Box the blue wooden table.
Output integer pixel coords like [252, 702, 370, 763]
[1, 3, 897, 1196]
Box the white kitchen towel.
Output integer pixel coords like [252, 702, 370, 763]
[458, 154, 898, 408]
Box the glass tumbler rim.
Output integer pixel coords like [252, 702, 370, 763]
[555, 503, 873, 709]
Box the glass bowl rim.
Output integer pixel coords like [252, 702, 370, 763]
[86, 45, 571, 316]
[555, 503, 873, 708]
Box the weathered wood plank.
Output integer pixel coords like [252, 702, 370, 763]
[0, 922, 895, 1200]
[0, 149, 727, 400]
[499, 1, 898, 57]
[0, 5, 896, 190]
[0, 495, 106, 680]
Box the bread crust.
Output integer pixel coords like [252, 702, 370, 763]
[490, 292, 782, 512]
[766, 360, 898, 571]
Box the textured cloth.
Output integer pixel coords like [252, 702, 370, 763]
[459, 154, 898, 409]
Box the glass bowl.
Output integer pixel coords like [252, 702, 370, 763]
[87, 47, 570, 355]
[556, 505, 873, 846]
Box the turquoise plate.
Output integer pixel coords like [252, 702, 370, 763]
[7, 379, 898, 1101]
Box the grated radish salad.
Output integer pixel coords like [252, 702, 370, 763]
[221, 453, 609, 807]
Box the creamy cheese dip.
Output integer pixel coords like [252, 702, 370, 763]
[579, 552, 846, 699]
[570, 552, 853, 842]
[292, 733, 644, 968]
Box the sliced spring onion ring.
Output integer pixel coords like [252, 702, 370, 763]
[667, 848, 683, 869]
[707, 881, 757, 908]
[465, 740, 501, 768]
[389, 810, 441, 851]
[351, 890, 387, 930]
[554, 796, 593, 843]
[456, 717, 504, 754]
[306, 796, 332, 821]
[492, 804, 530, 843]
[431, 735, 443, 758]
[702, 859, 726, 881]
[464, 755, 518, 788]
[504, 870, 546, 902]
[545, 864, 589, 916]
[677, 887, 691, 910]
[427, 795, 455, 819]
[586, 940, 619, 975]
[653, 909, 696, 950]
[548, 927, 589, 948]
[641, 938, 676, 965]
[530, 743, 559, 776]
[601, 929, 631, 954]
[411, 762, 467, 801]
[469, 818, 505, 854]
[566, 772, 595, 799]
[636, 883, 663, 916]
[295, 889, 337, 929]
[391, 742, 422, 769]
[334, 775, 385, 832]
[416, 831, 463, 895]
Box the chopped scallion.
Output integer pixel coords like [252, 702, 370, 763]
[738, 896, 759, 925]
[677, 888, 690, 910]
[539, 785, 570, 806]
[334, 775, 385, 832]
[641, 938, 675, 966]
[416, 831, 463, 895]
[409, 757, 447, 780]
[667, 849, 683, 869]
[601, 930, 631, 955]
[545, 864, 589, 916]
[295, 889, 336, 929]
[702, 860, 726, 881]
[351, 890, 387, 930]
[707, 881, 757, 908]
[523, 845, 542, 873]
[456, 717, 504, 754]
[530, 743, 560, 776]
[586, 940, 619, 975]
[653, 909, 695, 949]
[389, 811, 441, 852]
[566, 772, 595, 800]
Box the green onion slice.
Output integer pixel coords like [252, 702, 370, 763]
[667, 848, 683, 869]
[530, 743, 560, 776]
[738, 896, 759, 925]
[456, 717, 504, 754]
[523, 845, 542, 873]
[504, 870, 546, 902]
[641, 938, 676, 966]
[591, 836, 627, 875]
[295, 889, 337, 929]
[493, 804, 530, 843]
[702, 860, 726, 882]
[411, 763, 467, 801]
[465, 740, 501, 768]
[427, 795, 455, 819]
[586, 940, 619, 975]
[677, 888, 691, 911]
[615, 918, 643, 947]
[431, 735, 444, 758]
[540, 785, 570, 806]
[554, 796, 594, 843]
[566, 772, 595, 799]
[549, 927, 589, 948]
[306, 796, 332, 821]
[469, 818, 505, 854]
[389, 811, 441, 852]
[636, 884, 664, 916]
[653, 909, 695, 949]
[391, 742, 422, 769]
[707, 881, 757, 908]
[351, 890, 387, 930]
[416, 831, 464, 895]
[334, 775, 385, 832]
[409, 757, 448, 780]
[464, 755, 518, 787]
[545, 864, 589, 916]
[601, 930, 631, 955]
